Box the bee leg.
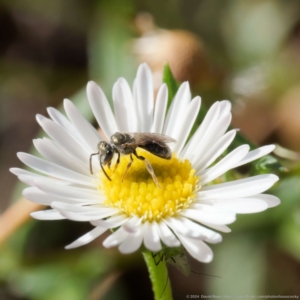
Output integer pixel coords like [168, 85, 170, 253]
[145, 159, 162, 188]
[133, 150, 162, 188]
[100, 155, 112, 181]
[122, 154, 133, 182]
[152, 251, 165, 266]
[170, 257, 176, 263]
[89, 152, 99, 175]
[113, 150, 120, 174]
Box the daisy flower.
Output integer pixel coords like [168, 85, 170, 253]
[11, 63, 280, 263]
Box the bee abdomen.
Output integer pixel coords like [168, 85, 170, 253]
[140, 143, 172, 160]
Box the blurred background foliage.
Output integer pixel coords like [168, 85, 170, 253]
[0, 0, 300, 299]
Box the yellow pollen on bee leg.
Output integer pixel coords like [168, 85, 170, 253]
[98, 150, 199, 222]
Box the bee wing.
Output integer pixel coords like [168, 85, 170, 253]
[167, 254, 191, 277]
[125, 132, 176, 147]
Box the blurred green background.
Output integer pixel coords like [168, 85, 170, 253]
[0, 0, 300, 299]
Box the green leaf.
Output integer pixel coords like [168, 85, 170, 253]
[254, 155, 286, 174]
[162, 63, 179, 110]
[229, 131, 285, 174]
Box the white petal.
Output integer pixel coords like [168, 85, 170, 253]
[143, 222, 162, 252]
[10, 168, 38, 178]
[56, 209, 118, 222]
[136, 63, 154, 132]
[113, 80, 136, 132]
[219, 100, 232, 118]
[24, 186, 97, 206]
[11, 167, 71, 188]
[51, 201, 105, 213]
[50, 202, 118, 221]
[214, 198, 269, 214]
[16, 173, 70, 188]
[163, 82, 191, 137]
[199, 145, 250, 185]
[113, 82, 128, 132]
[122, 216, 142, 233]
[176, 216, 222, 244]
[17, 153, 94, 187]
[194, 130, 237, 171]
[87, 81, 117, 139]
[164, 217, 204, 239]
[118, 78, 136, 118]
[177, 234, 213, 263]
[34, 178, 101, 202]
[91, 214, 128, 228]
[181, 208, 236, 225]
[10, 167, 44, 186]
[132, 78, 138, 122]
[31, 209, 65, 220]
[231, 145, 276, 168]
[151, 84, 168, 133]
[191, 113, 232, 166]
[103, 227, 129, 248]
[118, 229, 144, 254]
[113, 81, 130, 132]
[199, 222, 232, 233]
[33, 138, 88, 175]
[65, 226, 108, 249]
[156, 221, 180, 247]
[17, 175, 39, 186]
[254, 194, 280, 208]
[23, 187, 66, 205]
[181, 102, 220, 158]
[120, 78, 139, 131]
[199, 174, 279, 200]
[37, 117, 89, 162]
[63, 99, 102, 152]
[45, 109, 84, 144]
[172, 96, 201, 154]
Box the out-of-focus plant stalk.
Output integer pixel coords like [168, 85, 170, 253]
[0, 198, 43, 246]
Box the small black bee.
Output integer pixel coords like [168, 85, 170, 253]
[89, 132, 176, 187]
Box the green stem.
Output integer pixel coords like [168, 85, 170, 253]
[142, 251, 173, 300]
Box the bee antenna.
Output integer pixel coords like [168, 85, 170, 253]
[100, 155, 112, 181]
[191, 270, 222, 278]
[89, 152, 99, 175]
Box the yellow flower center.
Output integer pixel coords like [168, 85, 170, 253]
[99, 150, 199, 222]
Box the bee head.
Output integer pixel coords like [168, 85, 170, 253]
[97, 141, 111, 154]
[111, 132, 126, 146]
[97, 141, 114, 164]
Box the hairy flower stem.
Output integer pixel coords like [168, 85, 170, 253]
[143, 250, 173, 300]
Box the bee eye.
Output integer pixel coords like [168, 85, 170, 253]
[98, 141, 109, 153]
